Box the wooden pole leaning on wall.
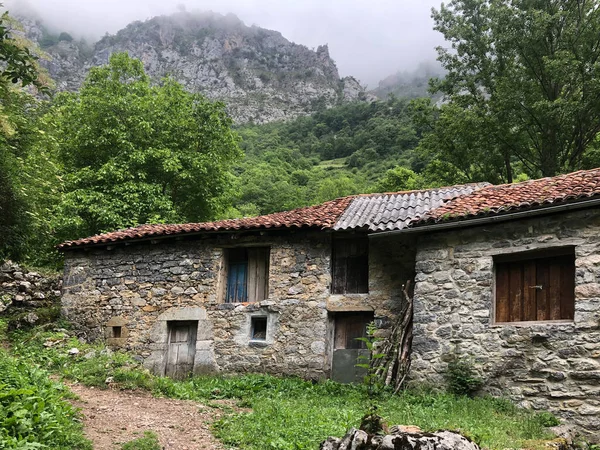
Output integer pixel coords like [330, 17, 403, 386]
[371, 280, 413, 394]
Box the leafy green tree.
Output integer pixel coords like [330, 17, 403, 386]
[0, 7, 53, 261]
[376, 166, 425, 192]
[423, 0, 600, 179]
[51, 52, 241, 241]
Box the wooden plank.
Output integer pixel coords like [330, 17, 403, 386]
[536, 260, 549, 321]
[495, 262, 510, 322]
[509, 262, 523, 322]
[523, 260, 537, 321]
[560, 255, 575, 320]
[248, 248, 269, 302]
[247, 251, 258, 303]
[548, 261, 562, 320]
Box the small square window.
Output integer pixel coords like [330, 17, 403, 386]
[250, 317, 267, 341]
[494, 247, 575, 323]
[112, 326, 122, 338]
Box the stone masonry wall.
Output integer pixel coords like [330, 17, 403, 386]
[62, 231, 413, 380]
[411, 208, 600, 441]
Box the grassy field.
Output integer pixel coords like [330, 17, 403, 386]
[3, 320, 558, 450]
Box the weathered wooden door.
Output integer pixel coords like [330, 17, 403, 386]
[165, 321, 198, 379]
[331, 312, 373, 383]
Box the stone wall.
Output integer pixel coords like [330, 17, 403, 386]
[411, 208, 600, 441]
[62, 231, 413, 380]
[1, 261, 62, 329]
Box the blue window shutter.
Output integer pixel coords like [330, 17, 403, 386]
[227, 261, 248, 303]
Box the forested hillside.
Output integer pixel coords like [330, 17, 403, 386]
[228, 98, 421, 217]
[3, 0, 600, 269]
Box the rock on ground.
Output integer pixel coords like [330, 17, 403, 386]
[321, 427, 480, 450]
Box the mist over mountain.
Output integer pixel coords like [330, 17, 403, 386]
[19, 11, 370, 123]
[7, 0, 443, 88]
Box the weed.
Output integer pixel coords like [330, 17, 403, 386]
[121, 431, 161, 450]
[445, 357, 484, 397]
[0, 350, 91, 449]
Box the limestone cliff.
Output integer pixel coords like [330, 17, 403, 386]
[21, 12, 366, 123]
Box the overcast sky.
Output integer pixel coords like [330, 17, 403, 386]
[9, 0, 444, 87]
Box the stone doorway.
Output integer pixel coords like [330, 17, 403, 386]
[164, 321, 198, 379]
[331, 312, 373, 383]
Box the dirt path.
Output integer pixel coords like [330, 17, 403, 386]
[68, 383, 227, 450]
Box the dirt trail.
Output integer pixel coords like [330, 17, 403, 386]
[68, 383, 226, 450]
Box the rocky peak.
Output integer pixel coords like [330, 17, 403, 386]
[20, 11, 367, 123]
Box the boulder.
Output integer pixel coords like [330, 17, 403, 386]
[320, 427, 480, 450]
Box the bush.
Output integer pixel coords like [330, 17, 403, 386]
[445, 357, 484, 397]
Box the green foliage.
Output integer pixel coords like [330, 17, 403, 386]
[7, 326, 555, 450]
[445, 357, 484, 397]
[355, 323, 387, 434]
[425, 0, 600, 179]
[0, 10, 55, 263]
[231, 97, 424, 216]
[0, 350, 91, 449]
[121, 432, 161, 450]
[49, 52, 242, 243]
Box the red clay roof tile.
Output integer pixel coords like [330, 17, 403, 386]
[58, 195, 355, 250]
[418, 168, 600, 225]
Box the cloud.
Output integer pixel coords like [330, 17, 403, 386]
[6, 0, 444, 86]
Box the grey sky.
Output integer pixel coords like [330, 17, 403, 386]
[9, 0, 444, 87]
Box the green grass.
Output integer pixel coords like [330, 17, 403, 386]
[318, 157, 347, 169]
[6, 324, 556, 450]
[121, 431, 161, 450]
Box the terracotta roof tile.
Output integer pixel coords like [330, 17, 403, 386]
[417, 168, 600, 225]
[58, 196, 355, 250]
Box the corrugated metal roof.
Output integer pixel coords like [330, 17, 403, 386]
[334, 184, 488, 231]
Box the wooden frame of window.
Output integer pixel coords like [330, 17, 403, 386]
[331, 236, 369, 294]
[493, 247, 575, 324]
[223, 247, 270, 303]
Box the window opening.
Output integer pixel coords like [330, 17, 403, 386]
[250, 317, 268, 341]
[225, 247, 269, 303]
[112, 326, 122, 338]
[332, 237, 369, 294]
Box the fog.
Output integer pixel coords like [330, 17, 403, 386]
[7, 0, 444, 87]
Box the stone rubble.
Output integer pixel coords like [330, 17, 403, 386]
[320, 427, 481, 450]
[0, 260, 61, 316]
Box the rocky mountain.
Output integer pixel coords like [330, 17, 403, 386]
[20, 11, 366, 123]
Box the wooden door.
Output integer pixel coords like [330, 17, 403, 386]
[165, 321, 198, 379]
[331, 312, 373, 383]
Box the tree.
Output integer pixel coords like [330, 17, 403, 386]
[51, 52, 241, 242]
[423, 0, 600, 179]
[0, 6, 53, 261]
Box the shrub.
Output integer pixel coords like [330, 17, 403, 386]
[445, 357, 484, 397]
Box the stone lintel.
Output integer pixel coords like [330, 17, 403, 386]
[327, 295, 373, 312]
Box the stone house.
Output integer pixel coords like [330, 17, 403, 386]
[60, 168, 600, 439]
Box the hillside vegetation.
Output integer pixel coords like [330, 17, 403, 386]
[228, 98, 422, 217]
